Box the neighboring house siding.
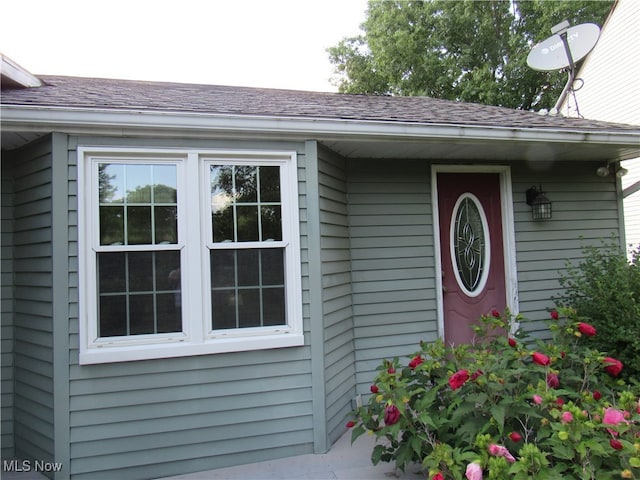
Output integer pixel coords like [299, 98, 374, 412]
[1, 152, 16, 459]
[348, 159, 438, 395]
[9, 137, 56, 465]
[512, 161, 621, 336]
[65, 137, 314, 479]
[561, 0, 640, 252]
[317, 146, 355, 443]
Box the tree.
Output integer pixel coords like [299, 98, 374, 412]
[327, 0, 614, 110]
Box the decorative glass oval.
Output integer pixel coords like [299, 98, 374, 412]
[449, 193, 491, 296]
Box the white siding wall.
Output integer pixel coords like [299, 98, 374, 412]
[562, 0, 640, 252]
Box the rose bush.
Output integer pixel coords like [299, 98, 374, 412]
[347, 308, 640, 479]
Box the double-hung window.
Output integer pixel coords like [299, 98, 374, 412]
[79, 148, 303, 364]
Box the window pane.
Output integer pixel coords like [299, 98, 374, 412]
[261, 206, 282, 241]
[155, 206, 177, 244]
[126, 164, 152, 203]
[128, 252, 153, 292]
[153, 165, 177, 203]
[238, 289, 260, 328]
[212, 206, 234, 243]
[99, 206, 124, 245]
[237, 206, 259, 241]
[157, 293, 182, 333]
[259, 166, 280, 202]
[99, 164, 125, 203]
[127, 206, 152, 244]
[97, 251, 182, 337]
[129, 294, 155, 334]
[235, 166, 257, 202]
[98, 252, 126, 292]
[212, 290, 237, 329]
[211, 250, 236, 288]
[99, 295, 127, 337]
[261, 249, 285, 285]
[237, 250, 259, 286]
[263, 287, 286, 326]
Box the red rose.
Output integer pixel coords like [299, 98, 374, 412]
[408, 355, 423, 369]
[491, 309, 501, 318]
[509, 431, 522, 442]
[508, 337, 517, 348]
[610, 438, 623, 450]
[578, 322, 596, 337]
[448, 369, 470, 390]
[432, 473, 444, 480]
[603, 357, 623, 377]
[593, 390, 602, 401]
[532, 352, 550, 366]
[550, 310, 559, 320]
[387, 367, 396, 374]
[384, 405, 401, 426]
[346, 420, 355, 428]
[546, 373, 560, 389]
[470, 369, 483, 381]
[370, 384, 379, 394]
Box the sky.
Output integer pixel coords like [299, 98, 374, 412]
[0, 0, 368, 92]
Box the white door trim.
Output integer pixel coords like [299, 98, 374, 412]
[431, 165, 519, 340]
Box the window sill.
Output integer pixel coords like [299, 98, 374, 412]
[79, 333, 305, 365]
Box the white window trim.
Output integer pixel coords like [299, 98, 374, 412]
[78, 147, 304, 365]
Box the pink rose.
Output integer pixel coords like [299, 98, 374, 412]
[546, 373, 559, 389]
[408, 355, 423, 369]
[577, 322, 596, 336]
[384, 405, 401, 426]
[603, 357, 623, 377]
[603, 407, 626, 426]
[465, 462, 483, 480]
[449, 369, 470, 390]
[532, 352, 550, 366]
[533, 394, 543, 405]
[561, 411, 573, 424]
[488, 444, 516, 462]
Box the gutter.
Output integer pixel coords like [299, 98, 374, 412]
[2, 104, 639, 148]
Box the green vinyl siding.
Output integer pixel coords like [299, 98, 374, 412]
[512, 161, 622, 337]
[317, 146, 355, 443]
[1, 153, 15, 458]
[64, 137, 314, 479]
[348, 159, 438, 395]
[7, 137, 56, 466]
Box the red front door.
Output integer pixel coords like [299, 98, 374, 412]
[437, 172, 506, 346]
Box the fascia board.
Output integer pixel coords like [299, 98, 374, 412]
[1, 104, 639, 148]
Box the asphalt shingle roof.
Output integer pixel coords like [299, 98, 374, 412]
[2, 75, 638, 133]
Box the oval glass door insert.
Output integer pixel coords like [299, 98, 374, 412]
[449, 193, 491, 297]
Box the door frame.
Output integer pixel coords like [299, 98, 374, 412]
[431, 165, 519, 340]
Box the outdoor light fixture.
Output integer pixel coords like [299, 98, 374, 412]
[526, 185, 552, 221]
[596, 163, 628, 178]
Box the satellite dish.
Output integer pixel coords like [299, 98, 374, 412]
[527, 23, 600, 72]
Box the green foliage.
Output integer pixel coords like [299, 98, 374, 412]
[347, 308, 640, 479]
[559, 242, 640, 381]
[327, 0, 614, 110]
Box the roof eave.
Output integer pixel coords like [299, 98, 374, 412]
[2, 104, 639, 151]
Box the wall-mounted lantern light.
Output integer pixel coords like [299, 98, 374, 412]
[526, 185, 552, 221]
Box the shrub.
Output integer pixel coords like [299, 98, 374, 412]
[347, 308, 640, 479]
[559, 241, 640, 381]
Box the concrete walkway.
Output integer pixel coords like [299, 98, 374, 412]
[161, 431, 425, 480]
